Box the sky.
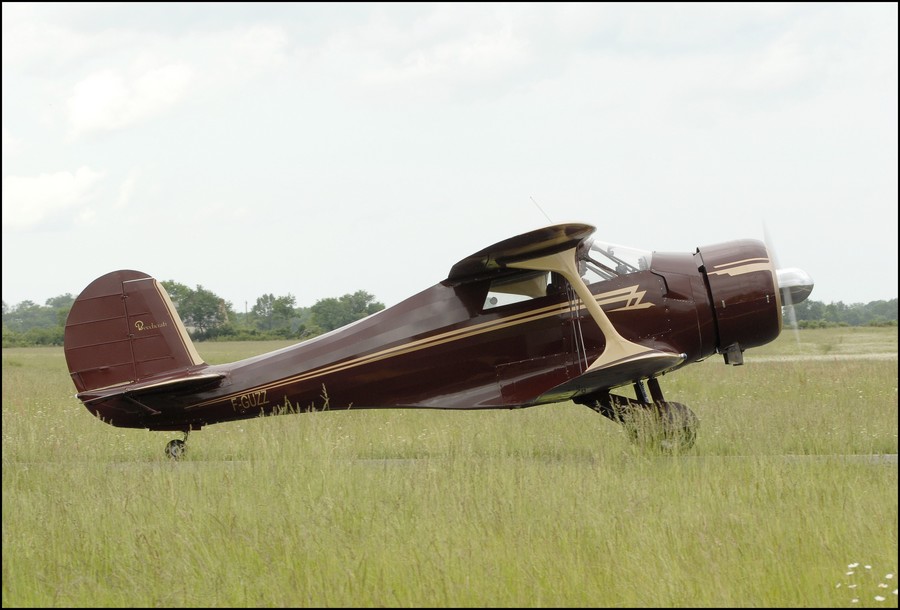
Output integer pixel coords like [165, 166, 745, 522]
[3, 2, 898, 313]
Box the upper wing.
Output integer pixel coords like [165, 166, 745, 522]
[447, 223, 596, 282]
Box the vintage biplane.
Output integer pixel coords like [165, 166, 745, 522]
[64, 222, 813, 458]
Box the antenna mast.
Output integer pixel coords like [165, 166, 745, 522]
[530, 196, 553, 223]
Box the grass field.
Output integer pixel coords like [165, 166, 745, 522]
[2, 326, 897, 607]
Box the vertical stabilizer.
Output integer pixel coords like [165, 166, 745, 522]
[64, 270, 205, 394]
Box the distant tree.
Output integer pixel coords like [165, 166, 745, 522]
[791, 298, 897, 328]
[160, 281, 230, 337]
[250, 293, 297, 334]
[182, 285, 229, 335]
[45, 294, 75, 309]
[308, 297, 342, 332]
[272, 294, 297, 325]
[46, 293, 75, 326]
[161, 281, 193, 311]
[310, 290, 384, 332]
[865, 299, 899, 326]
[251, 294, 277, 331]
[824, 301, 849, 325]
[792, 299, 825, 322]
[3, 300, 56, 332]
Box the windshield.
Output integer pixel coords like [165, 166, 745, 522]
[481, 238, 653, 310]
[579, 239, 652, 284]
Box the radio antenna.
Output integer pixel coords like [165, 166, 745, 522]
[530, 196, 553, 223]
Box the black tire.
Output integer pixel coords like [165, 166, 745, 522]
[622, 401, 698, 452]
[165, 438, 186, 460]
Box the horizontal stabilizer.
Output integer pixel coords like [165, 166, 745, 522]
[79, 371, 225, 404]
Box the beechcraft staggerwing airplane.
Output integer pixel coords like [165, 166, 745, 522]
[64, 222, 813, 458]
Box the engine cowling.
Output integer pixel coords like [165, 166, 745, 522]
[695, 239, 782, 364]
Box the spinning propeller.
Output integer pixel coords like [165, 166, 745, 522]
[765, 224, 815, 343]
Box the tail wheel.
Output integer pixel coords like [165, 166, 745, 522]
[165, 438, 186, 460]
[621, 401, 698, 452]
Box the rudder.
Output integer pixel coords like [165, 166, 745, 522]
[64, 270, 206, 394]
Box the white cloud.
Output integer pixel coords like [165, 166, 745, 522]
[66, 63, 193, 138]
[365, 25, 527, 86]
[2, 167, 106, 230]
[55, 24, 291, 139]
[301, 4, 535, 98]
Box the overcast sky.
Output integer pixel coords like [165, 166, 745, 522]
[3, 2, 897, 313]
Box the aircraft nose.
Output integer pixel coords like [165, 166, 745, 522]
[776, 267, 814, 304]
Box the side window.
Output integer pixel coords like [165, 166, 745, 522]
[483, 271, 553, 310]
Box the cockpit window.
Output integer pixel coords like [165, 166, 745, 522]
[482, 239, 652, 310]
[580, 240, 651, 284]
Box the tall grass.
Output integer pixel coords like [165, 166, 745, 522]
[3, 327, 897, 607]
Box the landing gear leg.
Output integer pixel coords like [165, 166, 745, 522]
[577, 380, 699, 452]
[165, 430, 189, 460]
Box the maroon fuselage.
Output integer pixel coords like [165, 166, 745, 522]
[77, 239, 780, 431]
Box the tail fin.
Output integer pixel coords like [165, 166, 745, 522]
[64, 270, 206, 394]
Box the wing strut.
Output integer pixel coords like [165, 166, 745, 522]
[509, 248, 683, 373]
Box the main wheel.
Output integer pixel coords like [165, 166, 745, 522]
[622, 401, 698, 452]
[165, 438, 186, 460]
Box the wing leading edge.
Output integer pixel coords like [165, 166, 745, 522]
[447, 223, 596, 282]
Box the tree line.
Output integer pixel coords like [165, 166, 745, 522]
[2, 281, 385, 348]
[2, 285, 896, 348]
[790, 298, 898, 328]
